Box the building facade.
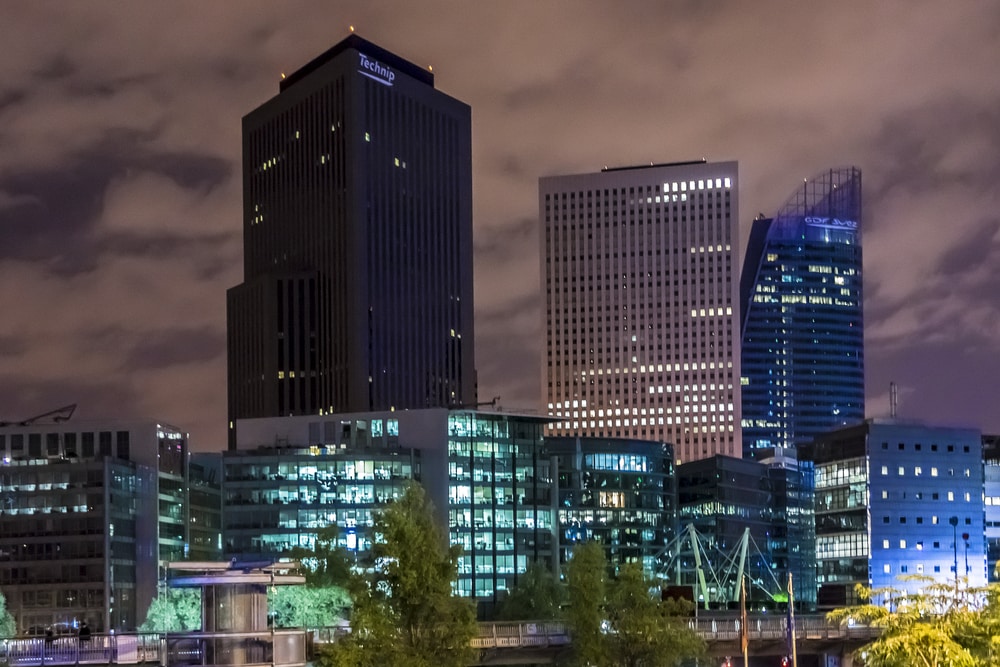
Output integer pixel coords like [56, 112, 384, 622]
[803, 419, 986, 608]
[740, 167, 864, 458]
[224, 409, 554, 606]
[545, 436, 675, 576]
[984, 434, 1000, 582]
[674, 453, 815, 610]
[0, 420, 218, 633]
[228, 34, 475, 446]
[540, 161, 741, 464]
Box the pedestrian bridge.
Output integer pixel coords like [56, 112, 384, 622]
[469, 616, 877, 664]
[1, 616, 877, 666]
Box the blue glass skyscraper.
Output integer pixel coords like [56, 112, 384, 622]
[740, 167, 863, 457]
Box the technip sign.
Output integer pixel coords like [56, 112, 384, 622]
[358, 53, 395, 87]
[805, 216, 857, 231]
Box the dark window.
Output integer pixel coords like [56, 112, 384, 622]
[116, 432, 130, 461]
[28, 434, 41, 457]
[99, 432, 112, 457]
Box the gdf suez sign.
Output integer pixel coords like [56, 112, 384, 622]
[358, 53, 395, 87]
[804, 216, 857, 230]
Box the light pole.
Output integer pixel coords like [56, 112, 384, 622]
[963, 532, 970, 583]
[949, 516, 959, 601]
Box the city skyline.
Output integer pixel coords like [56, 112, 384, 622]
[1, 3, 998, 449]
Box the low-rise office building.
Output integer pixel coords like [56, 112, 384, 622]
[984, 434, 1000, 582]
[676, 453, 815, 610]
[225, 409, 555, 605]
[0, 420, 219, 633]
[545, 436, 675, 576]
[803, 419, 986, 607]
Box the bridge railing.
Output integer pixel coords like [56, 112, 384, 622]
[0, 616, 877, 665]
[1, 634, 162, 666]
[472, 621, 570, 649]
[687, 614, 879, 642]
[472, 615, 878, 649]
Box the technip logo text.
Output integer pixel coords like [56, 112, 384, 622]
[358, 53, 395, 87]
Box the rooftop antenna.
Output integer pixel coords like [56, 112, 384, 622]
[889, 382, 898, 419]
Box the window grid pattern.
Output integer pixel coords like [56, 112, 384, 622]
[540, 163, 740, 464]
[741, 167, 864, 456]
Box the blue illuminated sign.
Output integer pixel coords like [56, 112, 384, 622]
[358, 53, 395, 87]
[804, 216, 857, 231]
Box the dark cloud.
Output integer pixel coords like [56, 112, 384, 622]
[0, 375, 144, 426]
[936, 218, 1000, 276]
[0, 335, 29, 358]
[1, 1, 999, 449]
[125, 326, 226, 369]
[0, 135, 231, 277]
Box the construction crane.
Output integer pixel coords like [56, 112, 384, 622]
[0, 404, 77, 427]
[455, 395, 501, 410]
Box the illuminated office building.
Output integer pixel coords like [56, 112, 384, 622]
[740, 167, 863, 457]
[0, 420, 218, 633]
[984, 434, 1000, 582]
[540, 161, 741, 464]
[228, 34, 475, 447]
[676, 452, 816, 610]
[802, 419, 985, 608]
[224, 409, 553, 606]
[546, 436, 675, 577]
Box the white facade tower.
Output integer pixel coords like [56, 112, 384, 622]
[540, 161, 740, 463]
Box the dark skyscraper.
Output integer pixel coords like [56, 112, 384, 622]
[227, 35, 475, 445]
[740, 167, 864, 457]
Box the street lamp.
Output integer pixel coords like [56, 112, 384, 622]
[949, 516, 959, 600]
[962, 532, 970, 582]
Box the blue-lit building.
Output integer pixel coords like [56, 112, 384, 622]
[984, 434, 1000, 582]
[740, 167, 864, 458]
[802, 419, 986, 608]
[545, 436, 675, 576]
[224, 409, 554, 606]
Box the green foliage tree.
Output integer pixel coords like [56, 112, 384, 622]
[139, 588, 201, 632]
[272, 524, 353, 628]
[604, 563, 704, 667]
[0, 589, 16, 637]
[495, 560, 564, 621]
[565, 541, 609, 667]
[316, 483, 477, 667]
[269, 585, 351, 628]
[289, 525, 353, 588]
[565, 542, 704, 667]
[828, 577, 1000, 667]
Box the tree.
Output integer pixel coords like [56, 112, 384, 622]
[316, 483, 477, 667]
[495, 560, 564, 621]
[139, 588, 201, 632]
[565, 542, 704, 667]
[604, 563, 704, 667]
[0, 589, 16, 637]
[565, 541, 609, 667]
[288, 525, 353, 588]
[273, 524, 353, 628]
[270, 586, 351, 628]
[828, 578, 1000, 667]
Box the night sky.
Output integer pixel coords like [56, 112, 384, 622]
[1, 2, 998, 450]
